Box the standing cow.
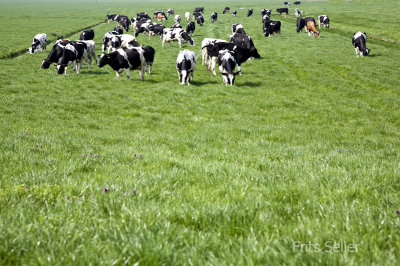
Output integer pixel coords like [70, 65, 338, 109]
[218, 49, 239, 85]
[247, 9, 254, 17]
[29, 33, 47, 54]
[211, 12, 218, 23]
[352, 32, 370, 57]
[223, 7, 230, 14]
[176, 49, 196, 85]
[318, 15, 330, 29]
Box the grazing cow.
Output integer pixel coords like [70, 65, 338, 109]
[132, 18, 152, 32]
[196, 15, 204, 26]
[56, 42, 88, 74]
[98, 47, 146, 80]
[263, 19, 281, 37]
[114, 26, 124, 34]
[223, 7, 230, 14]
[157, 12, 167, 21]
[41, 40, 71, 69]
[294, 1, 301, 5]
[248, 9, 254, 17]
[201, 38, 227, 65]
[78, 40, 98, 67]
[194, 7, 204, 13]
[119, 17, 131, 32]
[193, 12, 202, 20]
[143, 45, 155, 74]
[29, 33, 47, 54]
[276, 8, 289, 15]
[230, 32, 260, 55]
[232, 10, 237, 17]
[79, 29, 95, 40]
[211, 12, 218, 23]
[302, 17, 316, 32]
[284, 2, 291, 7]
[135, 22, 153, 37]
[107, 14, 118, 24]
[137, 13, 151, 20]
[204, 41, 260, 75]
[218, 49, 239, 85]
[174, 15, 181, 23]
[185, 12, 190, 21]
[294, 8, 303, 18]
[306, 21, 320, 38]
[261, 9, 272, 17]
[148, 24, 166, 39]
[296, 18, 305, 32]
[352, 32, 370, 57]
[162, 28, 194, 48]
[167, 9, 174, 16]
[102, 32, 139, 53]
[186, 21, 195, 36]
[176, 49, 196, 85]
[318, 15, 330, 29]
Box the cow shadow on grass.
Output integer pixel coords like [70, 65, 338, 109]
[240, 81, 261, 87]
[369, 54, 382, 58]
[80, 70, 108, 75]
[190, 80, 219, 86]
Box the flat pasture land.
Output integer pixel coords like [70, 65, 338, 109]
[1, 0, 400, 264]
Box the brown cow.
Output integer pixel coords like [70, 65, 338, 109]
[306, 21, 320, 38]
[157, 13, 166, 21]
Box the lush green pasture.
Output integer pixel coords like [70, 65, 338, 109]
[1, 0, 400, 264]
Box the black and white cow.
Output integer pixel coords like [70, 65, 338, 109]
[102, 32, 139, 53]
[148, 24, 166, 39]
[261, 9, 272, 17]
[29, 33, 47, 54]
[223, 7, 230, 14]
[201, 38, 227, 65]
[232, 10, 237, 17]
[119, 17, 131, 32]
[79, 40, 97, 67]
[162, 28, 194, 48]
[174, 14, 181, 23]
[41, 40, 71, 69]
[262, 14, 271, 24]
[232, 24, 245, 34]
[186, 21, 195, 36]
[114, 26, 124, 34]
[294, 8, 303, 18]
[135, 22, 153, 37]
[194, 7, 204, 13]
[56, 42, 88, 74]
[98, 47, 146, 80]
[294, 1, 301, 5]
[171, 22, 182, 29]
[218, 49, 239, 85]
[132, 18, 152, 32]
[143, 45, 155, 74]
[284, 2, 291, 7]
[296, 18, 306, 32]
[193, 12, 202, 20]
[263, 19, 281, 37]
[176, 49, 196, 85]
[352, 32, 370, 57]
[107, 14, 119, 24]
[80, 29, 95, 40]
[211, 12, 218, 23]
[318, 15, 330, 29]
[196, 15, 204, 26]
[248, 9, 254, 17]
[167, 9, 174, 16]
[276, 8, 289, 15]
[137, 12, 151, 20]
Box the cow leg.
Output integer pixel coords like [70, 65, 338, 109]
[139, 67, 144, 81]
[125, 68, 131, 79]
[149, 64, 152, 75]
[211, 57, 217, 75]
[77, 60, 83, 74]
[238, 65, 242, 75]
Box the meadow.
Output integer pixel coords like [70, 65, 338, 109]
[1, 0, 400, 264]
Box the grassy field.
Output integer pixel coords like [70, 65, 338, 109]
[1, 0, 400, 264]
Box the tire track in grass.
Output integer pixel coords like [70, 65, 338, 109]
[1, 21, 105, 60]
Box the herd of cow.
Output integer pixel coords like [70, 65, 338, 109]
[29, 3, 371, 86]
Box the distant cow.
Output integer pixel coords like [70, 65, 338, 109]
[232, 10, 237, 17]
[171, 22, 182, 29]
[167, 9, 174, 16]
[56, 42, 88, 74]
[211, 12, 218, 23]
[107, 14, 118, 24]
[98, 47, 146, 80]
[294, 1, 301, 5]
[176, 49, 196, 85]
[29, 33, 47, 54]
[294, 8, 303, 18]
[196, 15, 204, 26]
[306, 21, 320, 38]
[114, 26, 124, 34]
[194, 7, 204, 13]
[318, 15, 330, 29]
[143, 45, 155, 74]
[201, 38, 227, 66]
[135, 22, 153, 37]
[218, 49, 239, 85]
[137, 12, 151, 20]
[162, 28, 194, 48]
[186, 21, 195, 36]
[185, 12, 190, 20]
[284, 2, 290, 6]
[148, 24, 166, 39]
[276, 8, 289, 15]
[248, 9, 254, 17]
[80, 29, 95, 40]
[223, 7, 230, 14]
[352, 32, 370, 57]
[261, 9, 272, 17]
[263, 19, 281, 37]
[119, 17, 131, 32]
[174, 15, 181, 23]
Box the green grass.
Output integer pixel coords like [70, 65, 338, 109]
[1, 0, 400, 264]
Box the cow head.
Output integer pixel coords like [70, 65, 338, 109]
[56, 64, 65, 74]
[41, 59, 51, 69]
[250, 47, 261, 58]
[98, 53, 111, 68]
[30, 39, 40, 54]
[363, 48, 370, 56]
[181, 32, 194, 46]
